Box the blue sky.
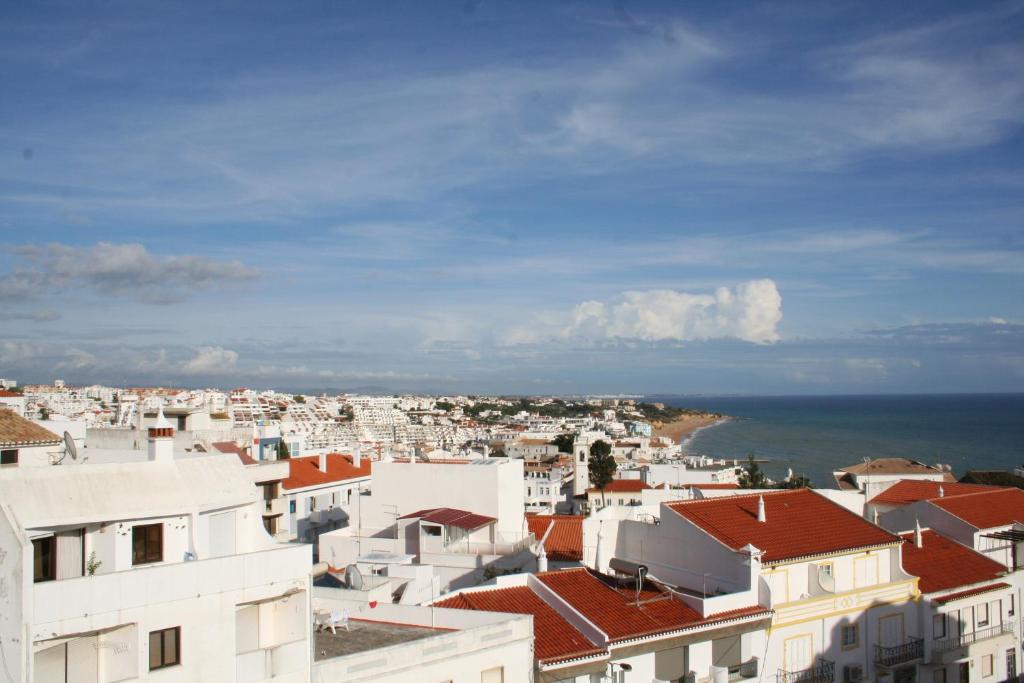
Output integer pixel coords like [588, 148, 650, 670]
[1, 1, 1022, 394]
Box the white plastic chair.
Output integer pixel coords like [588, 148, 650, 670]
[315, 609, 349, 633]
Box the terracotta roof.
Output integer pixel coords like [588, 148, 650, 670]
[835, 458, 954, 481]
[537, 568, 704, 642]
[211, 441, 257, 466]
[537, 568, 769, 643]
[838, 458, 950, 476]
[587, 479, 652, 494]
[934, 582, 1012, 604]
[928, 488, 1024, 529]
[527, 515, 583, 562]
[899, 530, 1006, 594]
[281, 453, 371, 490]
[0, 391, 22, 397]
[0, 409, 62, 447]
[436, 587, 604, 664]
[666, 489, 899, 563]
[400, 507, 496, 531]
[870, 480, 996, 506]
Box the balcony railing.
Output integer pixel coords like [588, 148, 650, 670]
[778, 658, 834, 683]
[934, 622, 1014, 653]
[875, 637, 923, 666]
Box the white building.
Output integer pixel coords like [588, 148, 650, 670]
[278, 451, 371, 546]
[592, 488, 922, 683]
[0, 419, 313, 682]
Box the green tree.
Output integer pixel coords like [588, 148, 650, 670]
[435, 401, 454, 412]
[588, 440, 617, 506]
[778, 474, 813, 489]
[276, 440, 290, 459]
[551, 433, 575, 454]
[737, 454, 768, 489]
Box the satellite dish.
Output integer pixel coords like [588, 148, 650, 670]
[344, 564, 364, 591]
[63, 431, 78, 460]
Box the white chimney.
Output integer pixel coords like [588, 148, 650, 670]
[537, 545, 548, 573]
[756, 496, 766, 523]
[319, 452, 327, 472]
[147, 404, 174, 463]
[353, 444, 361, 468]
[938, 485, 944, 498]
[914, 517, 923, 548]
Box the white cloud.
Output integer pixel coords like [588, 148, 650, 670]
[0, 341, 36, 364]
[566, 279, 782, 344]
[1, 242, 260, 304]
[182, 346, 239, 374]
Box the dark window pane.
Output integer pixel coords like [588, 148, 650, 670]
[32, 537, 55, 582]
[149, 631, 162, 669]
[164, 628, 178, 665]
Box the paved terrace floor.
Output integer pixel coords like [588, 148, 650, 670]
[314, 618, 449, 661]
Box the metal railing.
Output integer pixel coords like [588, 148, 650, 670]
[736, 656, 759, 679]
[875, 637, 923, 666]
[778, 658, 834, 683]
[934, 621, 1014, 653]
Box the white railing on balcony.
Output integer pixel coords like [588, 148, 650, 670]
[934, 622, 1014, 653]
[32, 543, 311, 629]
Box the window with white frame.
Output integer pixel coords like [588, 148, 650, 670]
[933, 614, 946, 639]
[841, 624, 859, 649]
[978, 603, 990, 627]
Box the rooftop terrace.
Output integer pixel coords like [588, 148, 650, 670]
[314, 618, 448, 661]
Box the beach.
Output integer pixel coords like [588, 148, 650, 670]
[652, 413, 728, 445]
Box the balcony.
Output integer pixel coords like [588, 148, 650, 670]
[875, 637, 923, 667]
[934, 622, 1014, 657]
[778, 658, 834, 683]
[264, 497, 287, 517]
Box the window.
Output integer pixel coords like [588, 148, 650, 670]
[309, 497, 316, 512]
[841, 624, 859, 649]
[32, 536, 56, 583]
[933, 614, 946, 639]
[289, 500, 296, 514]
[843, 664, 863, 682]
[1010, 594, 1016, 617]
[149, 627, 180, 670]
[0, 449, 17, 465]
[982, 654, 993, 678]
[132, 523, 163, 565]
[933, 669, 946, 683]
[481, 667, 504, 683]
[423, 525, 442, 537]
[819, 562, 834, 577]
[978, 603, 990, 627]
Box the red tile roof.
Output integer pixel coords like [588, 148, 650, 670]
[587, 479, 652, 494]
[928, 488, 1024, 529]
[666, 489, 899, 563]
[527, 515, 583, 562]
[281, 453, 371, 490]
[899, 530, 1006, 594]
[212, 441, 257, 466]
[934, 582, 1012, 604]
[0, 409, 62, 446]
[536, 568, 767, 643]
[400, 507, 496, 531]
[870, 480, 996, 506]
[435, 587, 604, 664]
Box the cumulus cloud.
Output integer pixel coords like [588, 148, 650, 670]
[0, 242, 260, 304]
[566, 279, 782, 344]
[182, 346, 239, 374]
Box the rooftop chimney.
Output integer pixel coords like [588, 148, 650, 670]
[756, 496, 766, 523]
[537, 545, 548, 573]
[938, 485, 944, 498]
[914, 518, 923, 548]
[353, 444, 361, 469]
[319, 452, 327, 472]
[147, 404, 174, 462]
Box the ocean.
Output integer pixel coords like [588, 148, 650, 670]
[649, 394, 1024, 490]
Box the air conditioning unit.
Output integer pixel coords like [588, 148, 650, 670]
[843, 664, 864, 682]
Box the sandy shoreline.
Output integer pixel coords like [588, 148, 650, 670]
[652, 414, 729, 446]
